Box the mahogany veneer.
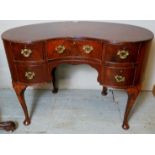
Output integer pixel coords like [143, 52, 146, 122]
[1, 22, 154, 129]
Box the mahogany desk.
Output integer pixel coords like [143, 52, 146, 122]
[1, 22, 154, 129]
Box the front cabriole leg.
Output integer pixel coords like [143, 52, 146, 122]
[122, 86, 140, 130]
[12, 82, 30, 126]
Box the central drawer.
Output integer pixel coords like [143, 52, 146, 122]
[46, 39, 102, 60]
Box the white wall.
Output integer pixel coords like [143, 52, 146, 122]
[0, 20, 155, 90]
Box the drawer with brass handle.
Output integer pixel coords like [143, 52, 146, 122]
[16, 64, 50, 83]
[76, 40, 102, 59]
[104, 43, 140, 63]
[12, 42, 44, 61]
[103, 66, 135, 88]
[46, 39, 73, 59]
[47, 39, 102, 60]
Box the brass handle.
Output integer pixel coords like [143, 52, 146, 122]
[55, 45, 66, 54]
[114, 75, 125, 83]
[117, 50, 129, 59]
[25, 72, 35, 80]
[83, 45, 94, 54]
[21, 49, 32, 57]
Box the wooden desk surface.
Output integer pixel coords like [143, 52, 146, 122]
[2, 21, 154, 43]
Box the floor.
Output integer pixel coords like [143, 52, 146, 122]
[0, 89, 155, 134]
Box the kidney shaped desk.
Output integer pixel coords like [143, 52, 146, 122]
[1, 22, 154, 129]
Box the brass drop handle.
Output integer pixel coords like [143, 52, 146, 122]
[114, 75, 125, 83]
[55, 45, 66, 54]
[21, 48, 32, 57]
[83, 45, 94, 54]
[117, 50, 129, 59]
[25, 72, 35, 80]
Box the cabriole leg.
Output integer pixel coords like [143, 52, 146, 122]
[122, 86, 140, 130]
[13, 82, 30, 126]
[52, 67, 58, 93]
[102, 86, 108, 96]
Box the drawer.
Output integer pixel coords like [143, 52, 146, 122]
[76, 40, 102, 59]
[104, 43, 140, 63]
[103, 66, 135, 87]
[46, 39, 103, 60]
[16, 64, 50, 83]
[46, 39, 73, 59]
[12, 42, 44, 61]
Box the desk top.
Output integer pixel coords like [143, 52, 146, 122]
[2, 22, 154, 43]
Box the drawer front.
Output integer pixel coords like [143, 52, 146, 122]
[104, 43, 140, 63]
[12, 42, 44, 61]
[16, 64, 50, 83]
[46, 39, 103, 60]
[103, 66, 135, 87]
[47, 39, 73, 59]
[76, 40, 102, 59]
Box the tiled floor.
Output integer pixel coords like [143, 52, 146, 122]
[0, 89, 155, 134]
